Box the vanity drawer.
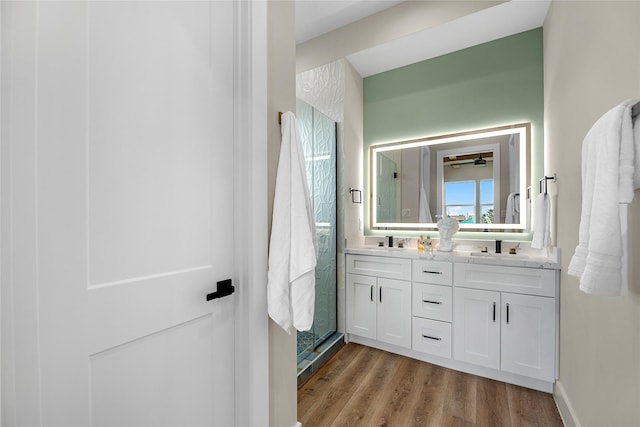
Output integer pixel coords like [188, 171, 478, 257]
[412, 317, 451, 359]
[412, 260, 453, 285]
[454, 263, 556, 297]
[412, 283, 452, 322]
[346, 254, 411, 281]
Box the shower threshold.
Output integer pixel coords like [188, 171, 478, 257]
[297, 331, 344, 388]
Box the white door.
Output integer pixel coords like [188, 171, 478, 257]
[2, 2, 239, 425]
[501, 293, 556, 382]
[453, 287, 501, 369]
[346, 274, 377, 340]
[376, 278, 411, 349]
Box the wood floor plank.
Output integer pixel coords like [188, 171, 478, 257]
[330, 349, 403, 427]
[366, 357, 423, 426]
[442, 369, 478, 425]
[298, 344, 563, 427]
[475, 377, 511, 426]
[505, 382, 564, 426]
[406, 362, 448, 427]
[298, 343, 375, 426]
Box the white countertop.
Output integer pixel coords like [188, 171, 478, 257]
[345, 246, 561, 270]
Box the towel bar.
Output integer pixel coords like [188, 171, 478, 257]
[539, 174, 557, 195]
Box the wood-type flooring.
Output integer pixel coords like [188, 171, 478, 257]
[298, 343, 563, 427]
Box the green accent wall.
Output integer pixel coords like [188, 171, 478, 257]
[363, 28, 543, 238]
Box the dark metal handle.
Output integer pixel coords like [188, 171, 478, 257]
[422, 334, 442, 341]
[370, 285, 373, 302]
[506, 303, 510, 324]
[422, 300, 442, 305]
[422, 270, 443, 275]
[493, 302, 496, 322]
[379, 286, 382, 303]
[206, 279, 234, 301]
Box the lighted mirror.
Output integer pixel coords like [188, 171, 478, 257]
[370, 123, 530, 231]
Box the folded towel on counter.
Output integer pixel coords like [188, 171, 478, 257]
[531, 193, 550, 249]
[267, 111, 318, 332]
[568, 99, 639, 296]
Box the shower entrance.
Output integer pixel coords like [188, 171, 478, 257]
[295, 99, 341, 383]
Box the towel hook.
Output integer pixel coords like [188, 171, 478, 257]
[349, 188, 362, 204]
[539, 174, 557, 195]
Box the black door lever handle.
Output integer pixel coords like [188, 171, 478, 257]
[206, 279, 235, 301]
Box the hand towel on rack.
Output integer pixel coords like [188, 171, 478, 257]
[634, 112, 640, 189]
[568, 99, 639, 296]
[505, 192, 520, 224]
[267, 111, 318, 332]
[531, 193, 550, 249]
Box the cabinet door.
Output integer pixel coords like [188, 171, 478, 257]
[453, 288, 501, 369]
[501, 293, 556, 382]
[346, 274, 377, 339]
[377, 278, 412, 349]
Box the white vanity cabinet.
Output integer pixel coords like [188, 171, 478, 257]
[453, 263, 557, 382]
[346, 255, 412, 349]
[411, 260, 453, 359]
[344, 248, 560, 392]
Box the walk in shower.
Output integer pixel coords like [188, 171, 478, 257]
[295, 99, 340, 382]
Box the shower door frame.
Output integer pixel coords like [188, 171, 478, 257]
[296, 100, 338, 363]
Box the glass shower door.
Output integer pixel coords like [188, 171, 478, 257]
[296, 99, 337, 362]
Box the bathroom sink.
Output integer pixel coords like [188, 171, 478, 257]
[469, 251, 529, 259]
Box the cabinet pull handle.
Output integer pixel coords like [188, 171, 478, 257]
[506, 303, 510, 324]
[422, 270, 443, 275]
[422, 300, 442, 305]
[379, 286, 382, 303]
[422, 334, 442, 341]
[493, 302, 496, 322]
[370, 285, 373, 302]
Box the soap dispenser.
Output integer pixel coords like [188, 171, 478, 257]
[417, 235, 425, 251]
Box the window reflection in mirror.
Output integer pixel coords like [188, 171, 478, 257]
[370, 123, 530, 231]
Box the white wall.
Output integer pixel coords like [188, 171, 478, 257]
[267, 1, 298, 426]
[339, 60, 364, 333]
[544, 2, 640, 426]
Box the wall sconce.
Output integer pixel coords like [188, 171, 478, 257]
[349, 188, 362, 204]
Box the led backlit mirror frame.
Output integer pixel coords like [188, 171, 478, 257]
[370, 123, 530, 231]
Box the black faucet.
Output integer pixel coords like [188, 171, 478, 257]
[387, 236, 394, 247]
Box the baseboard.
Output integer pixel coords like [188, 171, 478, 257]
[295, 422, 302, 427]
[554, 381, 581, 427]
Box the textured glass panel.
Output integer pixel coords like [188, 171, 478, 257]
[295, 99, 315, 358]
[312, 107, 336, 342]
[295, 99, 337, 358]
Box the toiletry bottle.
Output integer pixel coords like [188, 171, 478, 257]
[417, 235, 425, 251]
[426, 236, 432, 253]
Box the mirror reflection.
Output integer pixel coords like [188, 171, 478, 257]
[371, 123, 530, 231]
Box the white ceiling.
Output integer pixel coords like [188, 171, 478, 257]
[296, 0, 551, 77]
[295, 0, 404, 44]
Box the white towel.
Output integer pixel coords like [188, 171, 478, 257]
[634, 113, 640, 189]
[531, 193, 550, 249]
[568, 99, 639, 296]
[505, 192, 520, 224]
[418, 146, 433, 223]
[267, 112, 318, 332]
